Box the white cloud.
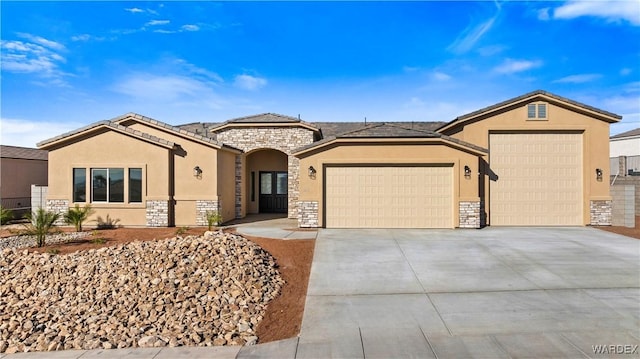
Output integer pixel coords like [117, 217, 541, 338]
[493, 59, 542, 74]
[154, 29, 177, 34]
[620, 68, 633, 76]
[1, 37, 69, 86]
[552, 0, 640, 26]
[181, 24, 200, 32]
[125, 7, 144, 13]
[16, 32, 65, 51]
[553, 73, 602, 84]
[432, 71, 452, 81]
[0, 117, 85, 148]
[447, 17, 496, 54]
[233, 74, 267, 91]
[71, 34, 106, 42]
[146, 20, 170, 26]
[172, 59, 223, 83]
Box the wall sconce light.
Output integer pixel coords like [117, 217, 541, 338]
[308, 166, 317, 178]
[596, 168, 603, 182]
[464, 165, 472, 179]
[193, 166, 203, 177]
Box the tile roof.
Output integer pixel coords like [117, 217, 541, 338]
[0, 145, 48, 160]
[37, 121, 176, 149]
[611, 128, 640, 139]
[294, 123, 488, 154]
[225, 113, 301, 123]
[113, 113, 233, 149]
[312, 121, 445, 138]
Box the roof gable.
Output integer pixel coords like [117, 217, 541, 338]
[37, 121, 176, 150]
[209, 112, 320, 133]
[112, 113, 239, 152]
[437, 90, 622, 133]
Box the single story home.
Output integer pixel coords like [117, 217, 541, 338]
[610, 128, 640, 176]
[0, 145, 48, 218]
[38, 90, 621, 228]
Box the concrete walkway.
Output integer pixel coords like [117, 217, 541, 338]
[3, 227, 639, 358]
[232, 215, 317, 240]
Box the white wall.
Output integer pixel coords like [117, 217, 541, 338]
[610, 137, 640, 157]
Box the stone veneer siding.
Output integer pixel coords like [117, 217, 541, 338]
[146, 200, 169, 227]
[590, 200, 612, 226]
[215, 127, 315, 219]
[459, 201, 481, 229]
[46, 199, 69, 225]
[297, 201, 319, 228]
[196, 200, 221, 226]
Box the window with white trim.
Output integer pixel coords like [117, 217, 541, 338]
[527, 103, 548, 120]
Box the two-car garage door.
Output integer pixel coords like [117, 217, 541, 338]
[325, 166, 453, 228]
[490, 133, 583, 226]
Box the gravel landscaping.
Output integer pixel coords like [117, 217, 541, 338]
[0, 230, 285, 354]
[0, 231, 91, 251]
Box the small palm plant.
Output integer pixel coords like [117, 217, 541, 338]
[64, 204, 94, 232]
[22, 208, 60, 247]
[0, 206, 13, 225]
[205, 210, 223, 231]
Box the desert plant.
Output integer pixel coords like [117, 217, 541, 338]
[94, 214, 120, 229]
[176, 226, 190, 235]
[47, 248, 60, 255]
[0, 206, 13, 225]
[64, 204, 95, 232]
[91, 237, 106, 244]
[205, 210, 223, 231]
[22, 208, 60, 247]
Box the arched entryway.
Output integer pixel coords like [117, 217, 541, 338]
[245, 149, 288, 214]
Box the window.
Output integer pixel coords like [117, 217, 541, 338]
[129, 168, 142, 203]
[92, 168, 124, 203]
[260, 172, 272, 194]
[73, 168, 86, 202]
[276, 172, 288, 195]
[527, 103, 548, 120]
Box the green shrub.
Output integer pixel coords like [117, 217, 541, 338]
[0, 206, 13, 225]
[64, 204, 95, 232]
[205, 210, 223, 231]
[91, 237, 106, 244]
[22, 208, 60, 247]
[94, 214, 120, 229]
[176, 226, 190, 235]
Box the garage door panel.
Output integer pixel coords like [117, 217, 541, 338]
[490, 133, 582, 226]
[326, 166, 453, 228]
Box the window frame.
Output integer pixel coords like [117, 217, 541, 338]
[90, 168, 126, 203]
[72, 168, 87, 203]
[526, 102, 548, 121]
[128, 168, 143, 203]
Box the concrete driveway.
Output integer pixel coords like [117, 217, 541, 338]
[298, 227, 640, 358]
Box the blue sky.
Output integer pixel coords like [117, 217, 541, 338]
[1, 1, 639, 147]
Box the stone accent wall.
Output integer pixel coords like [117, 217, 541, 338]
[235, 155, 242, 219]
[459, 201, 481, 228]
[46, 199, 68, 225]
[590, 200, 612, 226]
[146, 200, 169, 227]
[216, 127, 315, 219]
[196, 200, 221, 226]
[611, 185, 635, 227]
[297, 201, 319, 228]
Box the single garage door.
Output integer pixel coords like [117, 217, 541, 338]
[325, 166, 453, 228]
[490, 133, 583, 226]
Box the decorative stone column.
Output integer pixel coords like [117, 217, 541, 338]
[459, 201, 481, 228]
[146, 200, 169, 227]
[235, 155, 242, 219]
[196, 200, 221, 226]
[298, 201, 318, 228]
[590, 200, 612, 226]
[288, 156, 301, 219]
[46, 199, 68, 225]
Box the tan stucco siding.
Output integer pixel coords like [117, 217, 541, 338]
[46, 129, 170, 226]
[217, 150, 237, 223]
[297, 142, 480, 227]
[0, 158, 48, 206]
[446, 101, 612, 225]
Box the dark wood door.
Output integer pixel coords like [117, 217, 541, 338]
[259, 171, 288, 213]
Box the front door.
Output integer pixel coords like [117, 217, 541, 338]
[259, 171, 288, 213]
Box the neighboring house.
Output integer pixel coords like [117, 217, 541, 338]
[37, 90, 621, 228]
[0, 145, 48, 217]
[610, 128, 640, 175]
